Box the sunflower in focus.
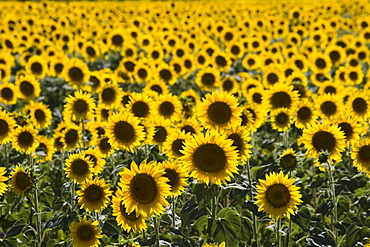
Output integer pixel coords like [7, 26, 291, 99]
[12, 125, 39, 154]
[255, 171, 302, 220]
[118, 160, 171, 217]
[65, 153, 93, 184]
[0, 167, 8, 197]
[10, 166, 34, 196]
[77, 177, 112, 212]
[346, 90, 370, 120]
[65, 91, 96, 122]
[163, 129, 192, 159]
[69, 216, 102, 247]
[60, 125, 81, 151]
[314, 93, 343, 120]
[300, 122, 346, 163]
[351, 138, 370, 175]
[180, 131, 239, 185]
[106, 112, 145, 152]
[158, 160, 188, 196]
[335, 113, 365, 144]
[197, 91, 242, 133]
[112, 189, 147, 233]
[0, 110, 16, 145]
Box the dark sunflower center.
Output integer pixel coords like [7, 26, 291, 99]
[280, 154, 297, 169]
[252, 93, 262, 104]
[329, 51, 340, 62]
[86, 46, 96, 57]
[68, 67, 84, 82]
[193, 143, 227, 173]
[270, 92, 291, 109]
[130, 173, 158, 204]
[227, 133, 243, 153]
[54, 63, 64, 74]
[124, 61, 135, 72]
[223, 79, 234, 91]
[201, 73, 216, 86]
[78, 226, 93, 240]
[150, 85, 163, 94]
[132, 101, 149, 117]
[338, 122, 353, 139]
[0, 119, 9, 136]
[265, 183, 291, 208]
[112, 34, 124, 46]
[65, 129, 78, 144]
[18, 131, 34, 147]
[181, 125, 196, 135]
[171, 139, 185, 157]
[154, 126, 167, 143]
[324, 86, 336, 94]
[102, 88, 116, 103]
[114, 121, 134, 143]
[72, 159, 89, 175]
[320, 101, 337, 116]
[297, 107, 312, 121]
[164, 168, 180, 190]
[1, 87, 13, 100]
[138, 68, 148, 79]
[74, 99, 88, 113]
[99, 138, 111, 152]
[276, 112, 288, 124]
[34, 109, 45, 122]
[312, 131, 336, 153]
[247, 58, 255, 66]
[16, 172, 32, 190]
[31, 62, 42, 75]
[352, 97, 367, 113]
[215, 55, 227, 67]
[231, 45, 240, 55]
[359, 145, 370, 162]
[207, 102, 232, 125]
[349, 71, 358, 81]
[315, 58, 327, 69]
[85, 185, 103, 202]
[267, 73, 278, 85]
[20, 81, 35, 96]
[159, 101, 175, 117]
[159, 69, 172, 82]
[120, 203, 140, 221]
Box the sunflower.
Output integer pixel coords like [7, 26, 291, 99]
[335, 113, 365, 144]
[49, 56, 66, 77]
[81, 41, 101, 61]
[60, 125, 81, 151]
[33, 135, 54, 163]
[0, 167, 8, 196]
[264, 83, 299, 110]
[63, 58, 90, 88]
[176, 116, 202, 136]
[154, 93, 183, 123]
[125, 92, 155, 119]
[351, 138, 370, 175]
[149, 117, 171, 150]
[133, 62, 152, 83]
[0, 110, 16, 145]
[26, 55, 48, 78]
[65, 153, 93, 184]
[163, 129, 192, 159]
[15, 75, 41, 102]
[65, 91, 96, 122]
[158, 160, 188, 196]
[106, 111, 145, 152]
[194, 50, 210, 68]
[245, 87, 265, 106]
[84, 148, 105, 175]
[317, 81, 343, 96]
[346, 67, 363, 85]
[270, 108, 292, 132]
[202, 242, 225, 247]
[292, 99, 318, 129]
[278, 148, 298, 172]
[324, 46, 345, 67]
[211, 51, 231, 72]
[27, 101, 52, 129]
[108, 29, 126, 50]
[77, 177, 112, 212]
[112, 189, 147, 233]
[197, 91, 242, 133]
[12, 125, 39, 154]
[221, 76, 239, 95]
[0, 82, 17, 105]
[225, 124, 252, 162]
[99, 82, 122, 109]
[346, 90, 370, 120]
[263, 67, 284, 88]
[144, 80, 169, 98]
[180, 131, 239, 185]
[156, 64, 177, 85]
[69, 216, 102, 247]
[196, 68, 221, 91]
[300, 122, 346, 163]
[118, 160, 171, 217]
[315, 93, 343, 120]
[10, 166, 34, 196]
[242, 103, 267, 130]
[255, 171, 302, 220]
[310, 52, 332, 74]
[242, 53, 261, 71]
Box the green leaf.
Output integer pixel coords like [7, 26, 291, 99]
[238, 216, 253, 242]
[5, 224, 26, 239]
[291, 205, 311, 230]
[346, 224, 369, 247]
[180, 196, 207, 228]
[211, 207, 241, 247]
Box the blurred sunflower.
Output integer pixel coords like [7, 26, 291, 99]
[112, 189, 147, 233]
[163, 129, 192, 159]
[0, 110, 16, 145]
[315, 93, 343, 120]
[180, 131, 239, 185]
[118, 160, 171, 217]
[95, 135, 114, 158]
[144, 80, 168, 98]
[12, 125, 39, 154]
[65, 153, 93, 184]
[0, 167, 7, 196]
[26, 55, 48, 78]
[264, 83, 299, 110]
[197, 91, 242, 133]
[335, 113, 365, 144]
[65, 91, 96, 122]
[278, 148, 298, 172]
[33, 135, 54, 163]
[202, 242, 225, 247]
[99, 83, 122, 109]
[60, 125, 81, 151]
[270, 108, 292, 132]
[176, 116, 202, 136]
[77, 177, 112, 212]
[69, 216, 102, 247]
[292, 100, 318, 129]
[0, 83, 17, 105]
[27, 101, 52, 129]
[84, 148, 105, 175]
[15, 75, 41, 102]
[156, 64, 176, 85]
[255, 171, 302, 220]
[196, 68, 221, 91]
[225, 124, 252, 162]
[150, 117, 171, 150]
[300, 122, 346, 163]
[125, 92, 155, 119]
[63, 58, 90, 88]
[158, 160, 188, 196]
[346, 90, 370, 120]
[10, 166, 34, 196]
[154, 93, 183, 123]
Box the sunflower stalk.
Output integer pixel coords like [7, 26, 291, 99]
[207, 184, 218, 240]
[172, 195, 176, 228]
[153, 216, 160, 247]
[326, 159, 338, 246]
[276, 218, 281, 247]
[246, 159, 259, 246]
[33, 185, 42, 246]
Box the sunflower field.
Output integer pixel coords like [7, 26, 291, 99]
[0, 0, 370, 246]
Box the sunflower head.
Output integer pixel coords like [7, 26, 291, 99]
[10, 166, 34, 196]
[158, 160, 188, 196]
[65, 153, 93, 184]
[255, 171, 302, 220]
[0, 167, 8, 197]
[77, 177, 112, 212]
[69, 216, 102, 247]
[279, 149, 298, 171]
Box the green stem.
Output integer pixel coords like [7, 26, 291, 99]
[246, 159, 259, 246]
[172, 196, 176, 228]
[207, 185, 217, 240]
[33, 186, 42, 245]
[276, 218, 281, 247]
[4, 143, 9, 168]
[326, 160, 338, 245]
[153, 216, 160, 247]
